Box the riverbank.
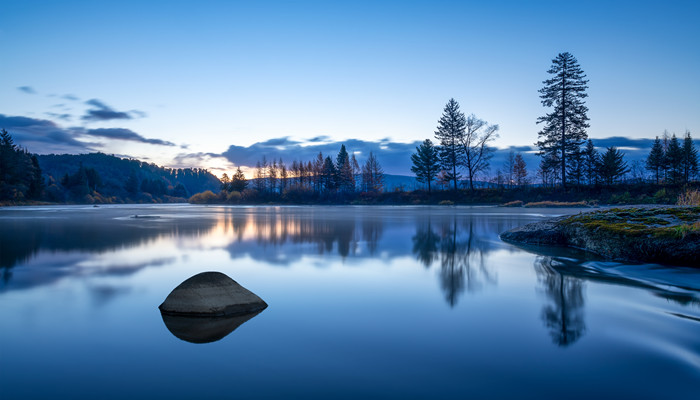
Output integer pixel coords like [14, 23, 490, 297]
[500, 206, 700, 266]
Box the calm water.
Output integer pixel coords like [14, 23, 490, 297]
[1, 205, 698, 399]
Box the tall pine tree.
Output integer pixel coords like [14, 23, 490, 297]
[536, 52, 589, 188]
[410, 139, 440, 193]
[666, 134, 683, 185]
[645, 136, 665, 184]
[681, 130, 698, 184]
[434, 98, 466, 190]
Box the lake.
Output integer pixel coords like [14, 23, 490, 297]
[1, 205, 698, 399]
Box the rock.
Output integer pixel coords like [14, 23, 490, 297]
[161, 312, 263, 343]
[500, 207, 700, 266]
[159, 272, 268, 317]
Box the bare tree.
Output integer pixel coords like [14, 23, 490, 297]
[460, 114, 499, 190]
[361, 152, 384, 192]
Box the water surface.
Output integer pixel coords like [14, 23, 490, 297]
[1, 205, 698, 399]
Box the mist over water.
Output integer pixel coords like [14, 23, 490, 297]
[1, 205, 698, 399]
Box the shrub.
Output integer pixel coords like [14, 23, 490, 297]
[677, 189, 700, 206]
[438, 200, 454, 206]
[189, 190, 217, 204]
[501, 200, 523, 207]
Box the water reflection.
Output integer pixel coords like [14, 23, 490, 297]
[413, 215, 497, 307]
[535, 256, 587, 346]
[161, 312, 263, 344]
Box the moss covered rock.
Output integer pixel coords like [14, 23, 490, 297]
[500, 207, 700, 266]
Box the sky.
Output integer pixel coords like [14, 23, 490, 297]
[1, 0, 699, 176]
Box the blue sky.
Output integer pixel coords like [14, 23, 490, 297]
[1, 0, 698, 176]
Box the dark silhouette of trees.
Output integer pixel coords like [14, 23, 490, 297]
[513, 153, 528, 186]
[411, 139, 441, 193]
[321, 156, 337, 192]
[230, 167, 248, 192]
[435, 98, 466, 190]
[461, 114, 499, 190]
[536, 52, 590, 188]
[336, 145, 355, 192]
[361, 152, 384, 192]
[124, 170, 140, 195]
[666, 134, 683, 185]
[682, 130, 699, 184]
[0, 129, 44, 201]
[581, 139, 599, 185]
[646, 136, 665, 184]
[598, 147, 629, 185]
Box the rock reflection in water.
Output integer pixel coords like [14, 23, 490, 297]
[535, 256, 587, 347]
[160, 311, 263, 344]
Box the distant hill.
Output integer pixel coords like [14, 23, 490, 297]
[37, 153, 221, 201]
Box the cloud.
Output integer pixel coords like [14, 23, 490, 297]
[82, 99, 142, 121]
[171, 152, 232, 170]
[62, 94, 79, 101]
[17, 86, 37, 94]
[45, 112, 72, 121]
[0, 114, 96, 154]
[83, 128, 176, 146]
[220, 135, 692, 176]
[221, 137, 422, 175]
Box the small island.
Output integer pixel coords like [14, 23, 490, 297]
[500, 207, 700, 266]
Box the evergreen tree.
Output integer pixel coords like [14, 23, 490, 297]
[230, 167, 248, 192]
[681, 130, 698, 184]
[220, 173, 231, 192]
[322, 156, 337, 192]
[566, 148, 584, 186]
[410, 139, 440, 193]
[434, 98, 466, 190]
[645, 136, 665, 184]
[336, 145, 355, 193]
[536, 52, 590, 188]
[582, 139, 599, 185]
[598, 147, 629, 185]
[665, 134, 683, 185]
[513, 153, 528, 186]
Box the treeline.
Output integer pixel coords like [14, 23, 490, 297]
[0, 129, 43, 201]
[191, 145, 386, 204]
[0, 129, 220, 204]
[409, 52, 699, 194]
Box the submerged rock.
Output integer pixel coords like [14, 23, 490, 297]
[161, 312, 263, 343]
[159, 272, 268, 317]
[500, 207, 700, 266]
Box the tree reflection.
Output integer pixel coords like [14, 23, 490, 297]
[413, 214, 497, 307]
[535, 256, 586, 347]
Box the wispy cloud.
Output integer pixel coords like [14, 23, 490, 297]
[45, 112, 73, 121]
[81, 99, 144, 121]
[17, 86, 37, 94]
[83, 128, 176, 146]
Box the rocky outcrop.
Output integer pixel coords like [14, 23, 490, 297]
[159, 272, 268, 317]
[500, 207, 700, 266]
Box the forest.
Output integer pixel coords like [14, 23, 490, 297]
[1, 129, 219, 204]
